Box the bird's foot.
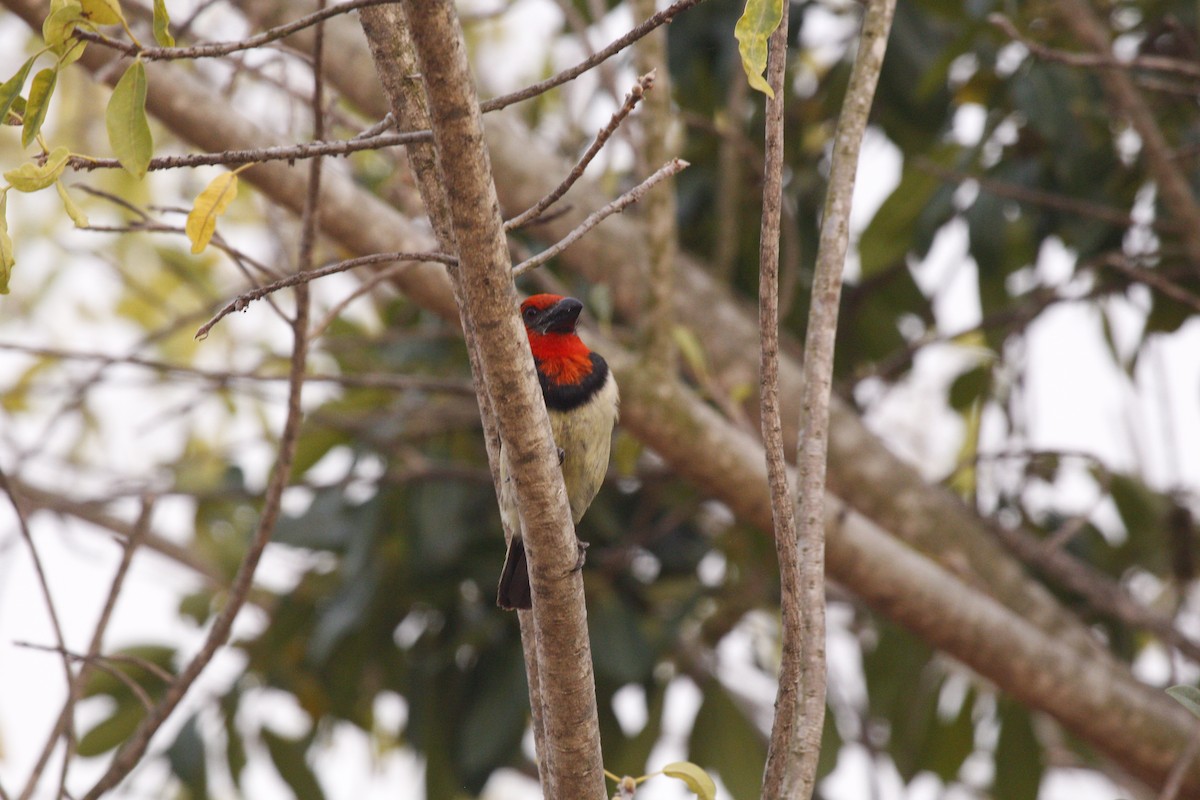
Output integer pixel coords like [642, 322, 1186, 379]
[557, 447, 565, 465]
[570, 539, 589, 573]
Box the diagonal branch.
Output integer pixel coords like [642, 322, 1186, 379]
[512, 158, 688, 277]
[1048, 0, 1200, 267]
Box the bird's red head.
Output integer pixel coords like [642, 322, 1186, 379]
[520, 294, 593, 386]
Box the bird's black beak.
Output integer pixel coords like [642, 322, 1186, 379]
[535, 297, 583, 334]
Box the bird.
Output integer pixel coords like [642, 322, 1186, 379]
[496, 293, 619, 610]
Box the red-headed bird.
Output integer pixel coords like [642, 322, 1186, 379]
[496, 294, 619, 610]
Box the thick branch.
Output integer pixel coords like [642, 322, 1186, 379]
[399, 4, 606, 799]
[356, 0, 552, 770]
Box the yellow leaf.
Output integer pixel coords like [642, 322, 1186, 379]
[4, 146, 71, 192]
[152, 0, 174, 47]
[661, 762, 717, 800]
[671, 324, 709, 381]
[0, 193, 14, 294]
[80, 0, 123, 25]
[186, 172, 238, 254]
[734, 0, 784, 97]
[56, 180, 89, 227]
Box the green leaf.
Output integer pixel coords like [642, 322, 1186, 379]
[1109, 473, 1167, 544]
[56, 179, 90, 227]
[153, 0, 175, 46]
[220, 690, 247, 787]
[662, 762, 717, 800]
[167, 713, 209, 799]
[0, 192, 14, 294]
[81, 644, 177, 697]
[948, 364, 991, 411]
[22, 67, 57, 149]
[77, 696, 145, 756]
[993, 699, 1043, 800]
[5, 146, 71, 192]
[688, 681, 766, 799]
[454, 644, 528, 789]
[1167, 685, 1200, 719]
[81, 0, 123, 25]
[734, 0, 783, 97]
[106, 59, 152, 179]
[924, 685, 977, 782]
[859, 165, 941, 276]
[261, 727, 325, 800]
[0, 56, 36, 127]
[186, 171, 239, 253]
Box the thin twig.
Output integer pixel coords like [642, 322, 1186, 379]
[57, 498, 152, 796]
[194, 250, 457, 339]
[0, 468, 75, 792]
[992, 523, 1200, 665]
[14, 643, 168, 712]
[78, 21, 319, 797]
[478, 0, 706, 114]
[914, 157, 1188, 235]
[512, 158, 689, 276]
[69, 129, 432, 173]
[76, 0, 395, 61]
[758, 7, 803, 798]
[308, 261, 410, 339]
[504, 71, 655, 231]
[353, 113, 396, 140]
[0, 340, 473, 393]
[1102, 253, 1200, 313]
[989, 14, 1200, 80]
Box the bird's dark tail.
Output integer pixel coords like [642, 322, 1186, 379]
[497, 537, 532, 610]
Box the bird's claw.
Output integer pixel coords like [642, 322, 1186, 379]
[570, 539, 589, 573]
[557, 447, 565, 465]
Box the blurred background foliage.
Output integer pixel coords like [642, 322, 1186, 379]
[3, 0, 1200, 797]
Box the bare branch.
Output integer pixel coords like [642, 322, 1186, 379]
[1049, 0, 1200, 267]
[788, 0, 898, 795]
[478, 0, 707, 114]
[504, 71, 655, 232]
[57, 499, 152, 795]
[78, 13, 322, 790]
[68, 130, 432, 173]
[993, 522, 1200, 665]
[758, 8, 803, 799]
[3, 467, 73, 800]
[512, 158, 689, 277]
[15, 643, 158, 712]
[401, 3, 606, 797]
[989, 14, 1200, 81]
[76, 0, 396, 61]
[195, 250, 457, 339]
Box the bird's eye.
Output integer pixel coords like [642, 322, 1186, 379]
[523, 307, 538, 320]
